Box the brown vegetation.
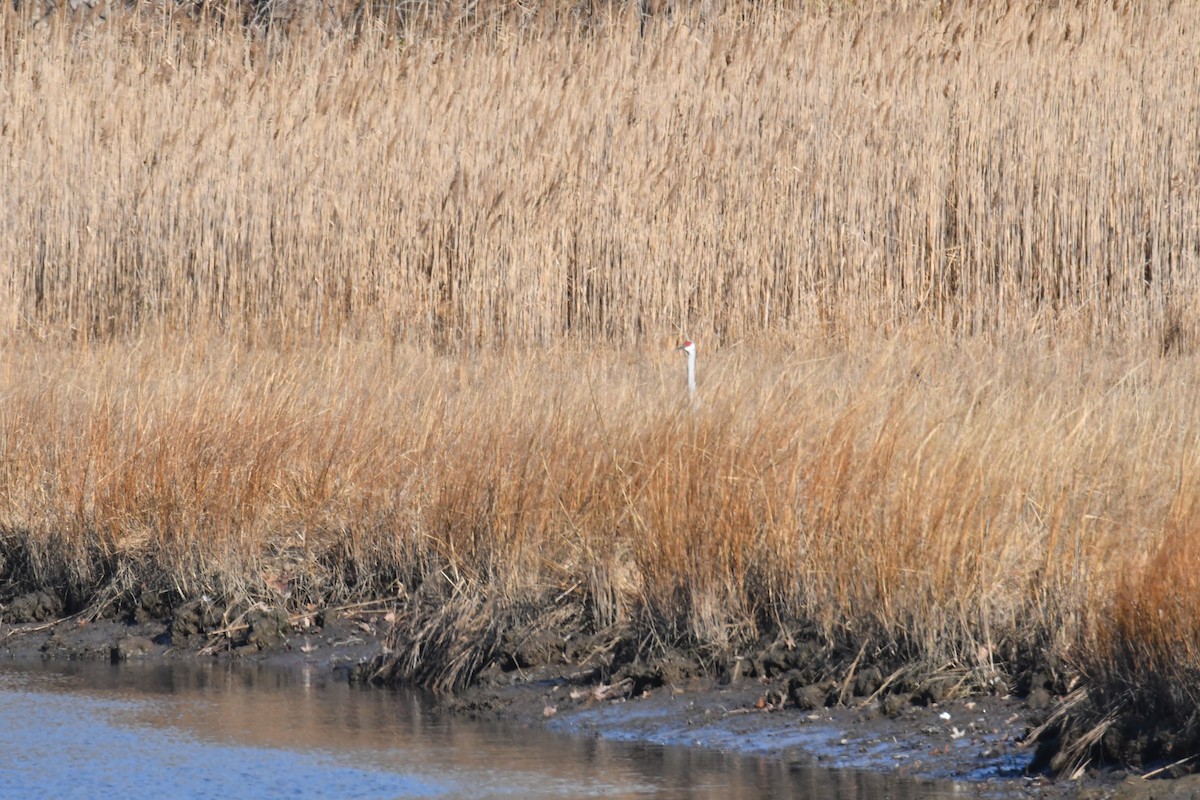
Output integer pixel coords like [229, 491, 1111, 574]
[3, 0, 1200, 774]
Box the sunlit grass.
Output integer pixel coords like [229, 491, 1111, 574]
[2, 334, 1195, 692]
[3, 2, 1198, 349]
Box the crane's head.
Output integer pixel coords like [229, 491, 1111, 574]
[675, 340, 696, 356]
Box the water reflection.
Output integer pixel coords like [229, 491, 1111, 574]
[0, 659, 965, 799]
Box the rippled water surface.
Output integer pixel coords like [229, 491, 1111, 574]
[0, 659, 965, 799]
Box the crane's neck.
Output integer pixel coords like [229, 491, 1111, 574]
[685, 349, 696, 395]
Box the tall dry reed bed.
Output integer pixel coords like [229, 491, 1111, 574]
[3, 0, 1200, 772]
[2, 2, 1199, 347]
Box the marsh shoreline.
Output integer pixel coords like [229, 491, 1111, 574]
[7, 1, 1200, 790]
[0, 590, 1189, 800]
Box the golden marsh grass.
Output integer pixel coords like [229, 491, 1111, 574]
[3, 335, 1196, 689]
[3, 1, 1199, 348]
[3, 0, 1200, 766]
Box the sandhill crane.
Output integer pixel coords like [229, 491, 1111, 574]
[675, 340, 697, 400]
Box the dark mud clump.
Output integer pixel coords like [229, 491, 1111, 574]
[112, 635, 160, 661]
[1, 583, 385, 680]
[241, 606, 291, 651]
[5, 591, 64, 623]
[169, 598, 224, 643]
[168, 599, 292, 653]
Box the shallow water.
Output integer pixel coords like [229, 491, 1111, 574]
[0, 659, 968, 799]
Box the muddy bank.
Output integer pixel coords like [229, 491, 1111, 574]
[433, 645, 1180, 800]
[366, 602, 1200, 799]
[0, 588, 385, 681]
[1, 586, 1196, 800]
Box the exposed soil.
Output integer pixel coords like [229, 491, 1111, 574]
[441, 652, 1197, 800]
[1, 586, 1197, 800]
[0, 589, 386, 681]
